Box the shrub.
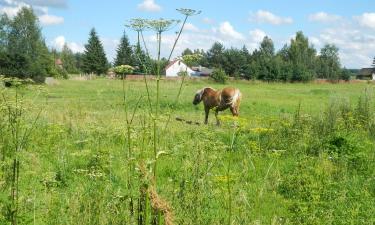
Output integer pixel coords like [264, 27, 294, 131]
[210, 68, 228, 83]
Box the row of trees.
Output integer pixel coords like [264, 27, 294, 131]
[0, 7, 113, 80]
[182, 32, 352, 82]
[0, 7, 356, 82]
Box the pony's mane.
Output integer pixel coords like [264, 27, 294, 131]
[196, 87, 216, 100]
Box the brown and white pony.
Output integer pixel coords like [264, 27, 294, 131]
[193, 87, 241, 125]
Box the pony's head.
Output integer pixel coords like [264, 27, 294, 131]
[193, 88, 204, 105]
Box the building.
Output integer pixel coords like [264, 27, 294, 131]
[165, 59, 197, 77]
[357, 68, 375, 80]
[191, 66, 213, 77]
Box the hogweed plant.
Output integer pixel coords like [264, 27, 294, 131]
[146, 18, 179, 182]
[122, 8, 202, 224]
[0, 78, 42, 225]
[167, 8, 201, 61]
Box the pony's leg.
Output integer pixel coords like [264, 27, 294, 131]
[204, 107, 210, 124]
[215, 109, 220, 126]
[230, 106, 238, 116]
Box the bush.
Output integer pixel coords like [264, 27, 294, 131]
[340, 68, 352, 81]
[210, 68, 228, 83]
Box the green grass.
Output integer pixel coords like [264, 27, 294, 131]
[1, 78, 375, 224]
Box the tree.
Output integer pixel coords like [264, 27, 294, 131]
[114, 30, 133, 67]
[287, 31, 317, 82]
[132, 43, 151, 74]
[372, 56, 375, 68]
[223, 48, 246, 77]
[82, 28, 108, 75]
[61, 44, 79, 74]
[74, 52, 84, 72]
[246, 36, 279, 81]
[210, 68, 228, 83]
[182, 53, 202, 67]
[258, 36, 277, 81]
[6, 7, 54, 81]
[206, 42, 226, 68]
[181, 48, 193, 56]
[0, 14, 10, 52]
[318, 44, 340, 81]
[340, 67, 352, 81]
[260, 36, 275, 57]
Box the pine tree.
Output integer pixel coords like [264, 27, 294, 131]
[82, 28, 108, 75]
[114, 30, 133, 66]
[206, 42, 226, 68]
[372, 56, 375, 68]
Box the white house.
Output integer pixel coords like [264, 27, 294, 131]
[165, 59, 197, 77]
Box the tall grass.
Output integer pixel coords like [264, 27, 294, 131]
[1, 79, 375, 224]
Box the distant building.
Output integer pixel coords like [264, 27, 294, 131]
[165, 59, 197, 77]
[357, 68, 375, 80]
[191, 66, 213, 77]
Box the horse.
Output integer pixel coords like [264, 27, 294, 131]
[193, 87, 242, 125]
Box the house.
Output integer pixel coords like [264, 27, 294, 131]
[165, 59, 197, 77]
[357, 68, 375, 80]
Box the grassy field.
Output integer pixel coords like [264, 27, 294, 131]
[1, 78, 375, 224]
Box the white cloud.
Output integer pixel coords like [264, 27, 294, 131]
[0, 0, 64, 26]
[0, 5, 24, 17]
[218, 21, 244, 40]
[310, 36, 321, 47]
[311, 26, 375, 68]
[22, 0, 67, 8]
[249, 29, 267, 43]
[100, 37, 120, 62]
[354, 12, 375, 29]
[184, 23, 199, 32]
[53, 35, 66, 49]
[68, 42, 85, 53]
[249, 10, 293, 25]
[202, 17, 215, 25]
[137, 0, 161, 12]
[52, 35, 84, 53]
[39, 14, 64, 25]
[308, 12, 341, 23]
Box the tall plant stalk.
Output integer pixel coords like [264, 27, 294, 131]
[126, 12, 197, 224]
[167, 8, 201, 62]
[1, 80, 42, 225]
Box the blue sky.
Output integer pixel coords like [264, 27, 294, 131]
[1, 0, 374, 68]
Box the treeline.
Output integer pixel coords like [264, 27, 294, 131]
[0, 7, 112, 80]
[0, 7, 160, 80]
[1, 7, 354, 82]
[183, 32, 352, 82]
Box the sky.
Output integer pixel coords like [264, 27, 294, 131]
[1, 0, 374, 68]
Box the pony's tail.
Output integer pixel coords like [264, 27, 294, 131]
[230, 89, 241, 107]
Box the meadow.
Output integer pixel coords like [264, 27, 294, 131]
[1, 77, 375, 224]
